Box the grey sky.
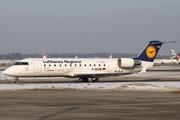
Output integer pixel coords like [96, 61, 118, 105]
[0, 0, 179, 54]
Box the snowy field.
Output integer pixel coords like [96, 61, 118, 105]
[1, 70, 180, 92]
[0, 82, 180, 92]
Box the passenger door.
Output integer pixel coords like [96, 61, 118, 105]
[33, 59, 41, 73]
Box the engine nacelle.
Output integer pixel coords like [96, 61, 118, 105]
[117, 58, 141, 68]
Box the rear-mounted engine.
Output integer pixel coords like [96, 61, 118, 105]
[117, 58, 141, 68]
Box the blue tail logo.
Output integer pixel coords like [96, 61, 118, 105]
[134, 40, 163, 62]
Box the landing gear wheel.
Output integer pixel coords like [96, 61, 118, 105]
[92, 78, 99, 82]
[15, 81, 19, 84]
[15, 77, 19, 84]
[82, 78, 88, 82]
[79, 77, 89, 82]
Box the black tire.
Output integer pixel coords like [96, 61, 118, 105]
[82, 78, 88, 82]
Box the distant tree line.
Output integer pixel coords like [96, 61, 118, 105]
[0, 52, 171, 60]
[0, 53, 22, 60]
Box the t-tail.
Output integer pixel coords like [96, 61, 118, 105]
[134, 40, 176, 72]
[134, 40, 163, 62]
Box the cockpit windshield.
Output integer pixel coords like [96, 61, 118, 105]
[14, 62, 29, 65]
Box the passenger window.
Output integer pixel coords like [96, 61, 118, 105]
[44, 64, 46, 67]
[94, 64, 96, 67]
[104, 64, 106, 67]
[70, 64, 72, 67]
[54, 64, 56, 67]
[59, 64, 61, 67]
[89, 64, 91, 67]
[65, 64, 66, 67]
[49, 64, 51, 67]
[84, 64, 86, 67]
[99, 64, 101, 67]
[80, 64, 81, 67]
[75, 64, 77, 67]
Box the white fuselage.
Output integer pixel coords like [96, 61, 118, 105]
[3, 58, 152, 77]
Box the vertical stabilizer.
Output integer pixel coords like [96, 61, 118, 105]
[171, 49, 180, 60]
[134, 40, 163, 62]
[108, 54, 113, 58]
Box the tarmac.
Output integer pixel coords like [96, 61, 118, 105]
[0, 89, 180, 120]
[0, 65, 180, 120]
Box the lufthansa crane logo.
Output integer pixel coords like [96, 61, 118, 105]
[146, 46, 156, 59]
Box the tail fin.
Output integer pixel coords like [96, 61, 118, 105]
[134, 40, 164, 62]
[108, 54, 113, 58]
[171, 49, 180, 60]
[43, 53, 48, 58]
[171, 49, 177, 56]
[134, 40, 176, 72]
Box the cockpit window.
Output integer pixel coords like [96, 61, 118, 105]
[14, 62, 29, 65]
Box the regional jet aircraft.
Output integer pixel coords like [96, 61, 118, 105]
[3, 40, 174, 83]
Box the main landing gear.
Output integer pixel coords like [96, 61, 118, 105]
[92, 78, 99, 82]
[78, 77, 99, 82]
[78, 77, 89, 82]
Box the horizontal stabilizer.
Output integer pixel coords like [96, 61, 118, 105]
[152, 41, 177, 45]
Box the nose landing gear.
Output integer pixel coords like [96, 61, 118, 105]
[15, 77, 19, 84]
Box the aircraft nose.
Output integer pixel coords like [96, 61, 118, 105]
[2, 67, 19, 77]
[2, 68, 15, 76]
[2, 69, 8, 75]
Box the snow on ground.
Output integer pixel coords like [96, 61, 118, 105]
[0, 82, 180, 92]
[1, 70, 180, 92]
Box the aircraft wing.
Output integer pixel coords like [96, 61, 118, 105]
[74, 72, 133, 78]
